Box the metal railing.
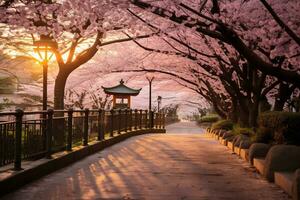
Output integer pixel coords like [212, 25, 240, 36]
[165, 116, 179, 125]
[0, 108, 165, 170]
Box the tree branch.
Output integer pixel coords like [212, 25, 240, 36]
[131, 0, 300, 87]
[66, 35, 80, 64]
[260, 0, 300, 46]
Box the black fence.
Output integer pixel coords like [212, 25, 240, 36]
[165, 116, 180, 125]
[0, 109, 165, 170]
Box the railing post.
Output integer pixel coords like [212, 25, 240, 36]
[145, 110, 148, 129]
[46, 109, 54, 158]
[97, 109, 103, 140]
[150, 111, 154, 129]
[14, 109, 23, 170]
[118, 109, 122, 134]
[67, 108, 73, 151]
[129, 109, 132, 131]
[153, 112, 156, 128]
[162, 112, 165, 129]
[102, 110, 105, 140]
[134, 109, 138, 130]
[124, 109, 128, 132]
[159, 112, 163, 129]
[110, 109, 114, 137]
[83, 108, 89, 146]
[156, 113, 159, 128]
[139, 110, 143, 129]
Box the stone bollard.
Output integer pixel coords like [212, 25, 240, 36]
[292, 169, 300, 200]
[248, 143, 271, 165]
[264, 145, 300, 182]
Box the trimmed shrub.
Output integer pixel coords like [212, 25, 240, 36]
[251, 127, 273, 143]
[258, 111, 300, 145]
[222, 131, 234, 139]
[198, 115, 219, 123]
[233, 134, 250, 147]
[211, 120, 234, 131]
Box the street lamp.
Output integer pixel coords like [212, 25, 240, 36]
[33, 35, 57, 111]
[157, 96, 162, 112]
[146, 76, 154, 111]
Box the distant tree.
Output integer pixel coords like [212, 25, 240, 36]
[90, 93, 112, 110]
[64, 87, 112, 110]
[65, 89, 87, 110]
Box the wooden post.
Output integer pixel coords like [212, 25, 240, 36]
[128, 96, 131, 108]
[113, 95, 116, 108]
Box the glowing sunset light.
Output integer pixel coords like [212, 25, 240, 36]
[0, 1, 299, 199]
[0, 0, 299, 120]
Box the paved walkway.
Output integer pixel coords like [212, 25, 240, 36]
[2, 122, 290, 200]
[165, 121, 204, 134]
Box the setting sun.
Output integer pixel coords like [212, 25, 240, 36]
[0, 0, 299, 199]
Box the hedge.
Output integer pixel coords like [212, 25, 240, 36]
[211, 120, 234, 131]
[198, 115, 219, 123]
[232, 126, 254, 137]
[258, 111, 300, 145]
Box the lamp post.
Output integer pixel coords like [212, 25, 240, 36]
[157, 96, 162, 112]
[146, 76, 155, 111]
[33, 36, 56, 111]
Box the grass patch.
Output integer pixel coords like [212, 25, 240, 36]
[211, 119, 234, 131]
[232, 125, 254, 137]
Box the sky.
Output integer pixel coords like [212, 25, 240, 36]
[1, 43, 208, 117]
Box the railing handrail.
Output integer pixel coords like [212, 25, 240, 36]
[0, 109, 165, 116]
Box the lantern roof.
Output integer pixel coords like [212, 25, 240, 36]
[102, 79, 141, 96]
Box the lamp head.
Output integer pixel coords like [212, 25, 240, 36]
[157, 96, 162, 103]
[33, 35, 57, 63]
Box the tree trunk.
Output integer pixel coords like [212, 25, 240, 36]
[212, 102, 227, 119]
[229, 99, 238, 123]
[53, 70, 69, 147]
[54, 70, 68, 110]
[274, 99, 286, 111]
[249, 98, 259, 128]
[237, 100, 250, 127]
[273, 83, 294, 111]
[259, 96, 271, 113]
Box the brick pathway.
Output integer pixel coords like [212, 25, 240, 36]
[2, 122, 290, 200]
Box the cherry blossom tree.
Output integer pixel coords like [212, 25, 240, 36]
[0, 0, 155, 110]
[130, 0, 300, 87]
